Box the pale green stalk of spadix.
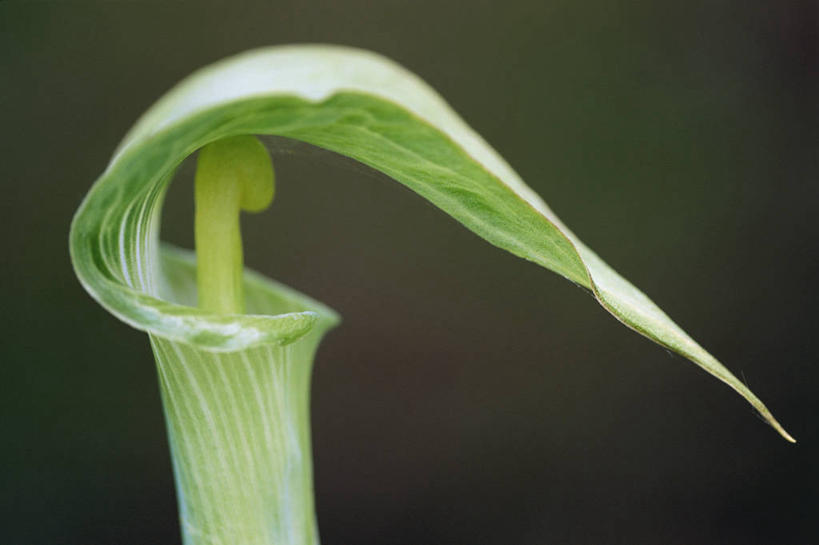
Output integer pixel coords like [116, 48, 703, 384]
[195, 135, 275, 314]
[70, 43, 794, 545]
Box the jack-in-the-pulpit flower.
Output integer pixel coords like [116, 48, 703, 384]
[70, 45, 793, 545]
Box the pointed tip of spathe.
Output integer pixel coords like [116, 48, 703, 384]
[742, 389, 795, 443]
[767, 414, 796, 444]
[779, 427, 797, 444]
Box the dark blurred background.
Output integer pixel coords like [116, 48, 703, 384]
[2, 1, 817, 544]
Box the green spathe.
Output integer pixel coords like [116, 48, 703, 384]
[70, 44, 791, 440]
[70, 43, 794, 544]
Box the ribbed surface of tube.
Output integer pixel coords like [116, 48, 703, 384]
[151, 332, 322, 545]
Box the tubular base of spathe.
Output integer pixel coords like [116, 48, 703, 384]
[152, 246, 336, 545]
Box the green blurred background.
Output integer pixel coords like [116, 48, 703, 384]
[2, 1, 817, 543]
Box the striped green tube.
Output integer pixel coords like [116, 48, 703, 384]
[151, 248, 337, 545]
